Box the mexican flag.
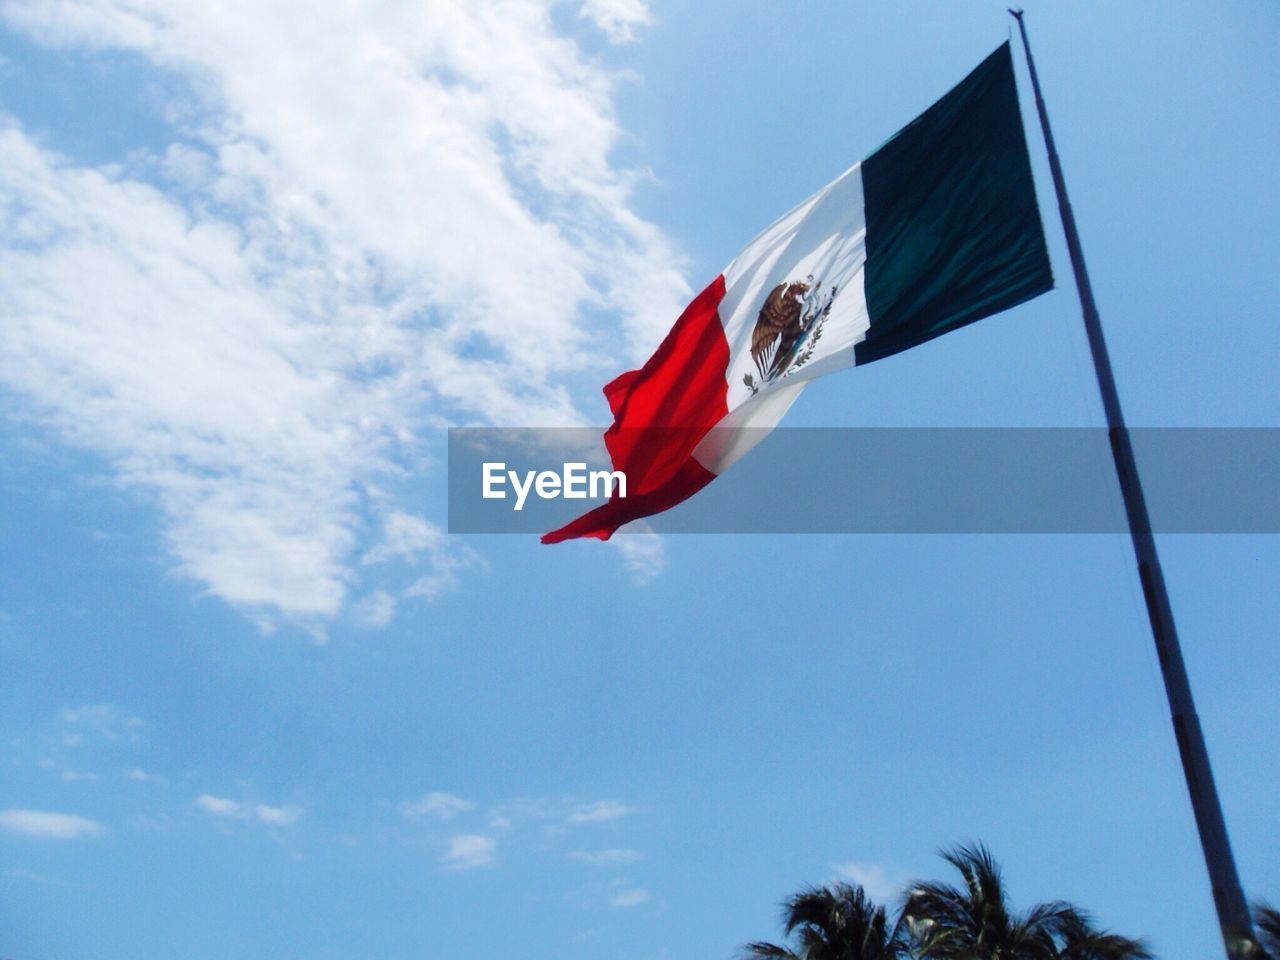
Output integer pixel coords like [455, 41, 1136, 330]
[543, 42, 1052, 544]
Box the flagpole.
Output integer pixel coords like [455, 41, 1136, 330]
[1008, 11, 1254, 958]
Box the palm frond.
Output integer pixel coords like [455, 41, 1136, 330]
[941, 842, 1004, 908]
[752, 881, 905, 960]
[903, 845, 1147, 960]
[1020, 899, 1077, 936]
[740, 941, 800, 960]
[1253, 901, 1280, 959]
[1046, 905, 1151, 960]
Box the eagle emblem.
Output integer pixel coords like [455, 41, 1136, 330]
[743, 275, 837, 395]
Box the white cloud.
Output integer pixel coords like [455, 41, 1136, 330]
[364, 511, 482, 605]
[195, 793, 302, 826]
[58, 704, 142, 743]
[608, 886, 650, 909]
[401, 791, 475, 821]
[442, 833, 496, 870]
[0, 808, 104, 839]
[579, 0, 651, 44]
[127, 766, 167, 785]
[566, 799, 632, 824]
[609, 521, 666, 584]
[362, 512, 446, 568]
[404, 544, 483, 604]
[351, 589, 397, 629]
[833, 861, 901, 905]
[253, 803, 302, 826]
[569, 847, 644, 866]
[0, 0, 687, 623]
[195, 794, 243, 817]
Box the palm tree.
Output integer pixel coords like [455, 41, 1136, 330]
[745, 846, 1151, 960]
[741, 881, 907, 960]
[900, 843, 1149, 960]
[900, 843, 1069, 959]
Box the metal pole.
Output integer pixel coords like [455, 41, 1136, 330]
[1008, 11, 1255, 958]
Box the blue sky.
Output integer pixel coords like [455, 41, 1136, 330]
[1, 1, 1277, 959]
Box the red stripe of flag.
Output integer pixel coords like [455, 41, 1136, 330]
[542, 275, 730, 543]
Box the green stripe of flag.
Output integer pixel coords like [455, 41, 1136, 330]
[857, 42, 1053, 365]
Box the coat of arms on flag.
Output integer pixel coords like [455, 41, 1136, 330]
[743, 276, 837, 395]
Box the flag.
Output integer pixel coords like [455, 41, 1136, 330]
[543, 42, 1052, 544]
